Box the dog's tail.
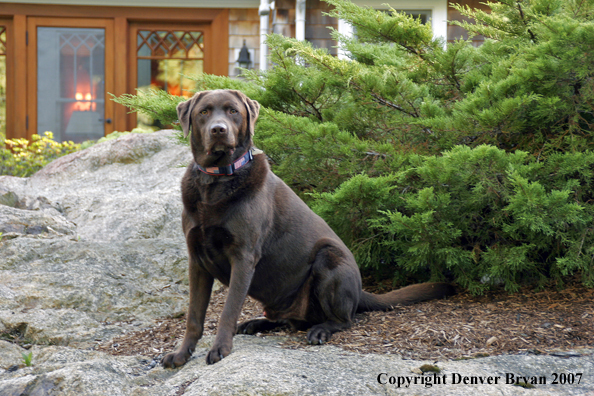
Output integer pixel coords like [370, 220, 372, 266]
[356, 282, 455, 313]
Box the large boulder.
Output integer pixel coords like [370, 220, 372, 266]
[0, 130, 192, 347]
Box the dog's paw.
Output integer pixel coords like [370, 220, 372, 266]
[205, 344, 231, 365]
[307, 325, 332, 345]
[237, 319, 268, 335]
[161, 346, 194, 368]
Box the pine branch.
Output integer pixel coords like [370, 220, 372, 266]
[516, 2, 537, 42]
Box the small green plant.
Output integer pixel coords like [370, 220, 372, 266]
[419, 364, 441, 373]
[1, 131, 80, 177]
[514, 381, 535, 389]
[21, 351, 32, 367]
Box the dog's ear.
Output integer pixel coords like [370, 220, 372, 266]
[177, 92, 207, 138]
[245, 97, 261, 137]
[230, 90, 260, 137]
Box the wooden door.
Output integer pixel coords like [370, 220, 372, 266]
[27, 17, 115, 142]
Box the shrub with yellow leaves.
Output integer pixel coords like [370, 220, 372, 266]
[0, 132, 80, 177]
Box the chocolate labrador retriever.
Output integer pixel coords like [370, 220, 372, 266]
[161, 89, 455, 368]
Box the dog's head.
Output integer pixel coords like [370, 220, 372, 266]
[176, 90, 260, 167]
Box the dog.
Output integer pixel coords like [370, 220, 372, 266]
[161, 89, 455, 368]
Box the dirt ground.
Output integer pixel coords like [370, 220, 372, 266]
[96, 280, 594, 361]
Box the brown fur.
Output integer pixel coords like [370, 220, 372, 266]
[161, 90, 455, 368]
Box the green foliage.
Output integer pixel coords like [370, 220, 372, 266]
[21, 351, 32, 367]
[445, 0, 594, 153]
[314, 146, 594, 292]
[0, 132, 80, 177]
[113, 0, 594, 292]
[0, 127, 158, 177]
[111, 89, 185, 129]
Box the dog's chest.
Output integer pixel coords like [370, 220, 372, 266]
[188, 206, 235, 284]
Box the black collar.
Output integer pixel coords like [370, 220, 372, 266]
[194, 149, 254, 176]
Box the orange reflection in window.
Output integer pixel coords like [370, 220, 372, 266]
[73, 92, 95, 111]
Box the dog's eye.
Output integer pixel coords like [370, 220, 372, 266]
[229, 109, 238, 114]
[200, 110, 208, 115]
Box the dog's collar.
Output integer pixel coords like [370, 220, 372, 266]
[194, 149, 254, 176]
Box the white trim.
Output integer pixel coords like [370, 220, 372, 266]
[295, 0, 306, 41]
[337, 18, 355, 60]
[259, 0, 271, 70]
[0, 0, 260, 7]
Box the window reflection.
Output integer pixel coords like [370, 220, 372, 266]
[136, 30, 204, 129]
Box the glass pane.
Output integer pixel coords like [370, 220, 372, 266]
[37, 27, 105, 143]
[139, 59, 203, 96]
[136, 29, 204, 129]
[136, 59, 203, 129]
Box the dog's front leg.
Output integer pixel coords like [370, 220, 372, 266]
[206, 256, 255, 364]
[162, 260, 214, 368]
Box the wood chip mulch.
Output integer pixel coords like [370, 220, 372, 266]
[95, 281, 594, 361]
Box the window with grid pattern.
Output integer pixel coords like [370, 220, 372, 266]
[136, 29, 204, 129]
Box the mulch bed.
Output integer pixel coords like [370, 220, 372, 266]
[95, 281, 594, 361]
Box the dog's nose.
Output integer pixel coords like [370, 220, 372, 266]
[210, 123, 228, 135]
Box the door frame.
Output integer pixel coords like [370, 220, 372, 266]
[0, 19, 14, 139]
[26, 17, 115, 139]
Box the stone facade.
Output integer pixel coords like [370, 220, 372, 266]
[229, 8, 261, 76]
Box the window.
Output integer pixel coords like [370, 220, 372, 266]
[136, 30, 204, 97]
[136, 29, 204, 129]
[337, 9, 432, 59]
[37, 27, 106, 142]
[400, 10, 432, 25]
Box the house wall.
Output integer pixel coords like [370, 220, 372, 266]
[272, 0, 338, 56]
[272, 0, 296, 40]
[0, 3, 229, 140]
[305, 0, 338, 56]
[0, 0, 489, 141]
[229, 0, 338, 75]
[229, 9, 260, 77]
[0, 0, 259, 7]
[448, 0, 491, 46]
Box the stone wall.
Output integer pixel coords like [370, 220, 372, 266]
[229, 8, 261, 77]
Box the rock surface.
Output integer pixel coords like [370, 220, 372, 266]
[1, 336, 592, 396]
[0, 131, 191, 349]
[0, 130, 592, 395]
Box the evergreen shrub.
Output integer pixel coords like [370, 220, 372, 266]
[113, 0, 594, 292]
[313, 146, 594, 293]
